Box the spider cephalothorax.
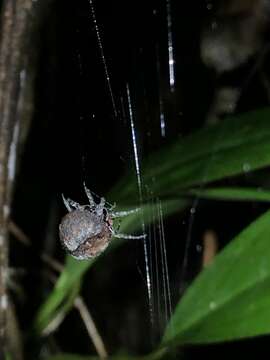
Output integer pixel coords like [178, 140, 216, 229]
[59, 183, 146, 260]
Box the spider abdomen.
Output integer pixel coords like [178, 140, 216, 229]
[59, 209, 107, 259]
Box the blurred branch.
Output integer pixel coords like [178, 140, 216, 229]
[0, 0, 33, 354]
[10, 220, 108, 358]
[8, 221, 30, 246]
[74, 297, 108, 359]
[202, 230, 218, 268]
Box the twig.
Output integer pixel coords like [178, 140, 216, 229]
[8, 221, 30, 246]
[202, 229, 218, 268]
[10, 220, 108, 358]
[74, 297, 108, 359]
[9, 220, 63, 273]
[40, 253, 64, 274]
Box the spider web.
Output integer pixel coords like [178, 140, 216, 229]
[74, 0, 267, 350]
[79, 0, 195, 343]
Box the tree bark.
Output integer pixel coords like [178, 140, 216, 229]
[0, 0, 33, 355]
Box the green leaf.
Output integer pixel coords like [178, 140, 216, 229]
[113, 108, 270, 201]
[34, 199, 188, 335]
[34, 256, 93, 334]
[163, 209, 270, 345]
[189, 187, 270, 202]
[5, 352, 12, 360]
[40, 279, 81, 336]
[36, 108, 270, 345]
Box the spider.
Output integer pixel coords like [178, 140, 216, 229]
[59, 183, 146, 260]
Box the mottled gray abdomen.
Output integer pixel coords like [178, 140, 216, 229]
[59, 209, 103, 252]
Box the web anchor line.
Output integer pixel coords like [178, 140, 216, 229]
[126, 84, 154, 327]
[88, 0, 117, 117]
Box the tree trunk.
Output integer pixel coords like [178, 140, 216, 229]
[0, 0, 34, 356]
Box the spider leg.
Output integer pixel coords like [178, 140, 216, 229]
[96, 197, 106, 216]
[83, 182, 96, 208]
[113, 232, 147, 240]
[109, 219, 121, 235]
[111, 208, 140, 218]
[62, 194, 81, 212]
[108, 202, 116, 211]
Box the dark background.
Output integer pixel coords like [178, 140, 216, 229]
[9, 0, 270, 358]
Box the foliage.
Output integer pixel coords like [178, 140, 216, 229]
[163, 208, 270, 345]
[36, 108, 270, 358]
